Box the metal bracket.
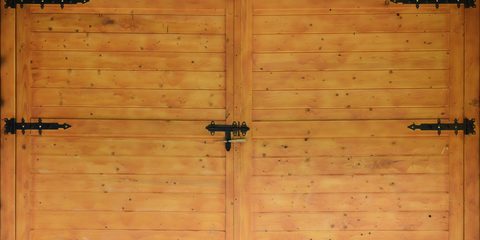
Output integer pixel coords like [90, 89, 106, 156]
[4, 0, 90, 9]
[390, 0, 476, 8]
[408, 118, 476, 135]
[4, 118, 71, 135]
[206, 121, 250, 151]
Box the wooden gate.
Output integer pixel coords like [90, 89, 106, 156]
[1, 1, 478, 240]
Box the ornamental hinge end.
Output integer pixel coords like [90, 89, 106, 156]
[390, 0, 476, 8]
[3, 118, 72, 135]
[408, 118, 476, 136]
[4, 0, 90, 9]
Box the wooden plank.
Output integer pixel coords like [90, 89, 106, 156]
[253, 107, 448, 121]
[33, 192, 225, 212]
[253, 0, 429, 9]
[38, 119, 220, 138]
[31, 230, 225, 240]
[253, 70, 448, 90]
[33, 155, 225, 175]
[225, 1, 235, 239]
[30, 52, 225, 71]
[448, 7, 465, 240]
[233, 1, 254, 240]
[31, 14, 226, 34]
[253, 14, 448, 34]
[254, 212, 448, 231]
[31, 0, 226, 10]
[253, 231, 448, 240]
[32, 211, 225, 230]
[33, 174, 225, 193]
[251, 174, 448, 193]
[252, 156, 448, 175]
[253, 137, 449, 157]
[32, 137, 226, 157]
[253, 120, 441, 138]
[254, 33, 448, 52]
[31, 70, 225, 90]
[30, 33, 226, 52]
[32, 89, 225, 108]
[254, 52, 449, 71]
[464, 5, 480, 240]
[253, 89, 448, 109]
[252, 193, 449, 212]
[15, 8, 34, 240]
[0, 5, 16, 240]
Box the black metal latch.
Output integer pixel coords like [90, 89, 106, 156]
[4, 0, 90, 9]
[206, 121, 250, 151]
[4, 118, 71, 135]
[390, 0, 476, 8]
[408, 118, 476, 135]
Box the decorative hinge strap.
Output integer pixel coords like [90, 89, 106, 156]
[408, 118, 476, 135]
[390, 0, 476, 8]
[4, 118, 71, 135]
[4, 0, 90, 9]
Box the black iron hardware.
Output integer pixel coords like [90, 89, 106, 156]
[206, 121, 250, 151]
[4, 0, 89, 9]
[390, 0, 476, 8]
[4, 118, 71, 135]
[408, 118, 476, 135]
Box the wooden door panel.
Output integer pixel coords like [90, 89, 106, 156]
[240, 2, 465, 240]
[16, 1, 233, 240]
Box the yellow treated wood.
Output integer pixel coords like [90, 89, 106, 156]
[254, 14, 448, 34]
[33, 174, 225, 193]
[31, 230, 225, 240]
[252, 156, 448, 175]
[251, 174, 448, 193]
[253, 231, 448, 240]
[252, 193, 449, 212]
[33, 155, 225, 175]
[32, 211, 225, 230]
[253, 70, 448, 90]
[0, 5, 16, 240]
[31, 14, 226, 34]
[34, 192, 225, 212]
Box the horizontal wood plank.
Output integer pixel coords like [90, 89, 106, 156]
[31, 33, 226, 52]
[33, 174, 225, 193]
[253, 156, 448, 175]
[32, 137, 226, 157]
[253, 108, 448, 121]
[34, 192, 225, 212]
[254, 212, 448, 231]
[254, 33, 448, 52]
[32, 211, 225, 230]
[252, 193, 449, 212]
[31, 230, 225, 240]
[253, 137, 449, 157]
[254, 52, 448, 71]
[32, 89, 225, 108]
[31, 52, 225, 71]
[253, 231, 448, 240]
[32, 70, 225, 90]
[254, 89, 448, 109]
[31, 14, 226, 34]
[32, 107, 226, 120]
[253, 70, 448, 90]
[251, 174, 448, 193]
[253, 14, 448, 34]
[33, 155, 225, 175]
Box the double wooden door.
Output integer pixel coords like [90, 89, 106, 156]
[4, 1, 472, 240]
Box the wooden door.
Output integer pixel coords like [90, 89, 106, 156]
[14, 1, 234, 240]
[234, 1, 467, 240]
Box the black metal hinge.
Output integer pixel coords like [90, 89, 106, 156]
[390, 0, 476, 8]
[206, 121, 250, 151]
[408, 118, 476, 135]
[4, 0, 89, 9]
[4, 118, 71, 135]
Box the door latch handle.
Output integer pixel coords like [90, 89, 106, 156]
[206, 121, 250, 151]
